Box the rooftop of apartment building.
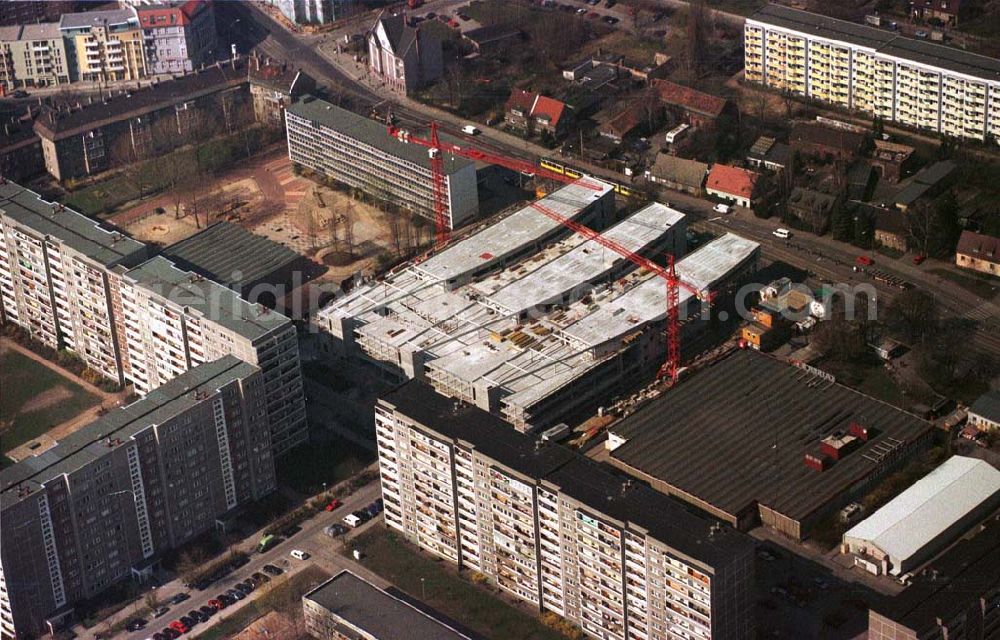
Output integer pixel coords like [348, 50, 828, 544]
[381, 380, 754, 567]
[0, 356, 257, 510]
[608, 349, 935, 526]
[59, 8, 140, 32]
[0, 22, 63, 41]
[33, 58, 249, 139]
[304, 571, 475, 640]
[0, 181, 145, 267]
[161, 222, 301, 292]
[286, 95, 473, 175]
[868, 517, 1000, 632]
[749, 4, 1000, 82]
[124, 256, 292, 340]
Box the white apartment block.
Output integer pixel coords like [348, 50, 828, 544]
[375, 382, 755, 640]
[112, 257, 308, 455]
[0, 182, 148, 384]
[745, 5, 1000, 143]
[285, 95, 478, 230]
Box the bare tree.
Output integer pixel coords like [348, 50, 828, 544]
[343, 205, 357, 258]
[108, 134, 153, 201]
[686, 0, 708, 79]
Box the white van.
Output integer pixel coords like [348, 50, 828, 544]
[290, 549, 310, 560]
[665, 123, 690, 144]
[343, 513, 362, 528]
[712, 203, 730, 214]
[462, 124, 480, 135]
[773, 228, 791, 239]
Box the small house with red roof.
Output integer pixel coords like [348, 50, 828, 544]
[910, 0, 963, 26]
[504, 89, 570, 137]
[705, 164, 761, 210]
[135, 0, 217, 75]
[652, 79, 728, 128]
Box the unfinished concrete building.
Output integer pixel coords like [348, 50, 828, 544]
[317, 181, 760, 431]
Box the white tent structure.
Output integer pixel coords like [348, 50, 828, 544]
[843, 456, 1000, 576]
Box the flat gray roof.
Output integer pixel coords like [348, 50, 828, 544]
[413, 179, 614, 285]
[286, 96, 472, 174]
[20, 22, 61, 40]
[303, 571, 474, 640]
[482, 203, 685, 314]
[161, 222, 300, 290]
[59, 9, 138, 30]
[0, 357, 257, 510]
[749, 4, 1000, 82]
[124, 256, 291, 341]
[0, 181, 146, 267]
[609, 349, 935, 524]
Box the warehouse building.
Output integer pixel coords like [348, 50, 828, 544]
[285, 95, 478, 230]
[867, 518, 1000, 640]
[607, 349, 936, 540]
[376, 381, 755, 640]
[0, 181, 148, 384]
[842, 456, 1000, 577]
[0, 357, 275, 639]
[303, 571, 473, 640]
[745, 4, 1000, 143]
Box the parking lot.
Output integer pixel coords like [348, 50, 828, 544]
[114, 480, 385, 640]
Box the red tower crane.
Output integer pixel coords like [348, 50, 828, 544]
[386, 122, 713, 383]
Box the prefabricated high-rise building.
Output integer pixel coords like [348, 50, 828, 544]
[285, 95, 479, 230]
[0, 357, 275, 639]
[375, 381, 756, 640]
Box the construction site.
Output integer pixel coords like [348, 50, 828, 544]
[316, 179, 761, 432]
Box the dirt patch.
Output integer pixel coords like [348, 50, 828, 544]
[19, 385, 73, 414]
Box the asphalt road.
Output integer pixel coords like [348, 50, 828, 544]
[111, 479, 384, 640]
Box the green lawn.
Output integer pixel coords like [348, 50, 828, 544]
[275, 438, 375, 495]
[0, 347, 100, 455]
[928, 268, 999, 300]
[348, 528, 567, 640]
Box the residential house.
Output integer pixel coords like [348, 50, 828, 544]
[247, 54, 316, 126]
[504, 89, 569, 137]
[462, 25, 522, 54]
[968, 390, 1000, 432]
[910, 0, 963, 26]
[0, 0, 75, 26]
[0, 115, 44, 181]
[955, 230, 1000, 277]
[646, 155, 707, 195]
[618, 53, 674, 82]
[746, 135, 791, 172]
[706, 164, 760, 209]
[599, 101, 659, 143]
[874, 208, 909, 252]
[59, 9, 146, 83]
[892, 160, 957, 212]
[652, 79, 728, 128]
[135, 0, 217, 75]
[367, 12, 442, 96]
[790, 121, 865, 161]
[870, 140, 915, 183]
[787, 187, 839, 234]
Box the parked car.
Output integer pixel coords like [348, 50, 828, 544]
[227, 588, 246, 600]
[199, 605, 216, 618]
[186, 609, 202, 623]
[856, 255, 874, 266]
[208, 598, 224, 610]
[235, 581, 253, 594]
[712, 203, 730, 214]
[162, 627, 181, 639]
[326, 523, 349, 537]
[462, 124, 480, 135]
[290, 549, 310, 560]
[125, 618, 147, 631]
[169, 620, 188, 634]
[912, 254, 926, 265]
[915, 30, 928, 38]
[170, 593, 190, 605]
[12, 89, 28, 98]
[252, 571, 270, 583]
[153, 606, 170, 618]
[325, 498, 343, 511]
[772, 228, 791, 239]
[343, 513, 362, 528]
[602, 15, 619, 24]
[262, 564, 283, 576]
